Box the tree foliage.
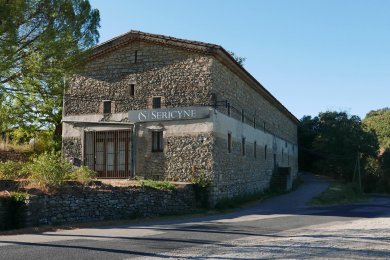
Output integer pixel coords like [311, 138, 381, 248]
[363, 108, 390, 149]
[298, 111, 378, 181]
[0, 0, 100, 135]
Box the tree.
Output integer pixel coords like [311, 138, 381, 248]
[228, 51, 246, 66]
[363, 108, 390, 150]
[0, 0, 100, 138]
[298, 111, 378, 181]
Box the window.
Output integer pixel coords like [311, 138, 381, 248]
[263, 121, 266, 131]
[242, 137, 246, 156]
[134, 50, 138, 63]
[152, 131, 163, 152]
[103, 100, 111, 114]
[285, 141, 288, 148]
[129, 84, 135, 96]
[254, 141, 257, 158]
[227, 103, 231, 116]
[265, 145, 267, 160]
[274, 154, 277, 167]
[241, 110, 245, 122]
[227, 133, 232, 153]
[152, 97, 161, 109]
[282, 149, 284, 161]
[253, 117, 256, 128]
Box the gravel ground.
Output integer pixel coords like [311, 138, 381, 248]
[136, 217, 390, 259]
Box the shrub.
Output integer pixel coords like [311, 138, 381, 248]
[190, 166, 211, 188]
[26, 152, 73, 188]
[0, 161, 27, 180]
[139, 180, 176, 191]
[32, 131, 59, 153]
[66, 166, 96, 184]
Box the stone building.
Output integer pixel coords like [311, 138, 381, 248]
[62, 30, 299, 205]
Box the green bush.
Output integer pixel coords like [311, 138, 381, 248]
[32, 131, 59, 153]
[0, 161, 27, 180]
[140, 180, 176, 191]
[66, 166, 96, 184]
[26, 152, 73, 188]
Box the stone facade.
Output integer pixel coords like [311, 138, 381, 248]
[62, 31, 299, 206]
[65, 41, 214, 116]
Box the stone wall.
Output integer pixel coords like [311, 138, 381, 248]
[0, 200, 5, 230]
[164, 134, 214, 182]
[62, 137, 82, 163]
[135, 126, 214, 182]
[210, 58, 297, 144]
[24, 185, 195, 227]
[210, 135, 274, 204]
[64, 41, 214, 116]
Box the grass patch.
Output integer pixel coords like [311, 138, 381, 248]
[139, 179, 176, 191]
[310, 182, 368, 206]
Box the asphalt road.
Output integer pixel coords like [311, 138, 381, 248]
[1, 174, 390, 259]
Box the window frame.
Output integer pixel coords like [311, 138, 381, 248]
[103, 100, 111, 114]
[129, 84, 135, 96]
[227, 132, 232, 154]
[152, 97, 162, 109]
[242, 137, 246, 156]
[151, 131, 164, 152]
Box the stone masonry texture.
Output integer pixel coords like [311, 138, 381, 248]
[24, 185, 195, 227]
[62, 31, 299, 206]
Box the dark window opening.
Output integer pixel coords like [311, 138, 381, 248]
[254, 141, 257, 158]
[227, 133, 232, 153]
[253, 117, 256, 128]
[227, 103, 231, 116]
[241, 110, 245, 123]
[152, 97, 161, 109]
[152, 131, 163, 152]
[130, 84, 135, 96]
[103, 100, 111, 114]
[135, 50, 138, 63]
[263, 121, 266, 131]
[265, 145, 267, 160]
[242, 137, 246, 156]
[274, 154, 277, 167]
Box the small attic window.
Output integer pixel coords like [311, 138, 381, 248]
[103, 100, 111, 114]
[129, 84, 135, 96]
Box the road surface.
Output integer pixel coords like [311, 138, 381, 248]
[1, 173, 390, 259]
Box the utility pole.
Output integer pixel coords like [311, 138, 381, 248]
[357, 152, 362, 192]
[353, 152, 362, 192]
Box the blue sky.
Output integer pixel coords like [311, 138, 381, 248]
[89, 0, 389, 119]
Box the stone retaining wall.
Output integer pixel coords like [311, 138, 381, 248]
[24, 185, 196, 227]
[0, 200, 6, 230]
